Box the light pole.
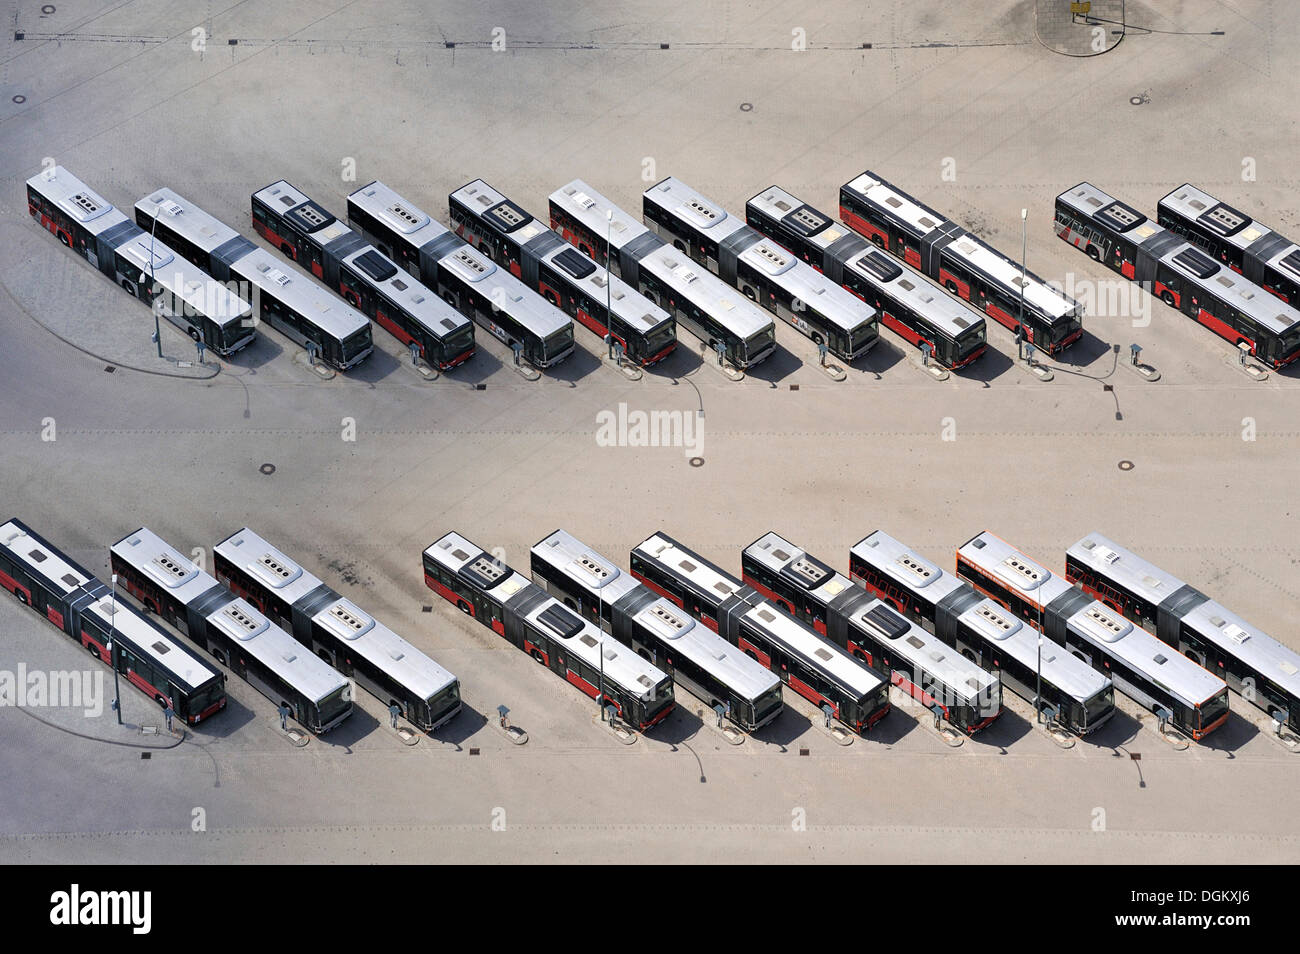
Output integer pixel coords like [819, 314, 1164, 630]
[148, 213, 162, 357]
[1019, 208, 1028, 357]
[109, 573, 122, 725]
[1036, 635, 1043, 725]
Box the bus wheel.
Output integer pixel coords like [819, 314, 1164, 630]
[1184, 649, 1203, 666]
[871, 235, 885, 248]
[1086, 245, 1101, 262]
[87, 644, 101, 659]
[945, 280, 958, 295]
[121, 279, 138, 297]
[213, 649, 226, 665]
[14, 589, 28, 605]
[280, 244, 294, 259]
[853, 650, 868, 663]
[188, 327, 201, 342]
[1160, 291, 1175, 307]
[58, 231, 72, 247]
[544, 290, 559, 307]
[530, 649, 545, 665]
[962, 650, 977, 663]
[673, 240, 686, 253]
[154, 694, 168, 708]
[456, 600, 472, 615]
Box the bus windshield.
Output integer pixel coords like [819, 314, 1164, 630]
[188, 680, 225, 719]
[753, 685, 783, 725]
[1199, 689, 1230, 730]
[445, 325, 474, 357]
[744, 327, 775, 360]
[1085, 685, 1113, 725]
[428, 681, 461, 719]
[645, 320, 676, 355]
[543, 326, 574, 360]
[341, 327, 372, 362]
[849, 320, 877, 352]
[957, 324, 986, 355]
[318, 683, 352, 725]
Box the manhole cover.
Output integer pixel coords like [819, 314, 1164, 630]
[688, 456, 704, 468]
[12, 94, 26, 104]
[739, 102, 753, 112]
[1118, 460, 1135, 471]
[259, 463, 276, 475]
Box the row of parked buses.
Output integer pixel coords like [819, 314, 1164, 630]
[8, 513, 1298, 744]
[1054, 182, 1300, 368]
[0, 519, 460, 735]
[32, 162, 1098, 376]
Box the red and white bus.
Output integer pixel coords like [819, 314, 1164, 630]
[1159, 182, 1300, 305]
[1, 519, 227, 724]
[346, 180, 576, 369]
[423, 532, 674, 730]
[27, 167, 255, 356]
[134, 188, 373, 370]
[109, 526, 353, 733]
[746, 184, 987, 369]
[1055, 182, 1300, 368]
[249, 180, 475, 369]
[956, 531, 1230, 740]
[448, 179, 675, 366]
[629, 531, 890, 733]
[549, 180, 776, 368]
[642, 177, 879, 361]
[840, 171, 1084, 354]
[742, 531, 1001, 733]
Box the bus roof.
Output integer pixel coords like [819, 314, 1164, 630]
[1061, 599, 1226, 706]
[633, 532, 744, 604]
[958, 531, 1074, 606]
[347, 180, 450, 248]
[741, 601, 886, 697]
[844, 248, 983, 338]
[639, 245, 774, 338]
[847, 597, 999, 701]
[850, 530, 969, 605]
[0, 519, 96, 597]
[451, 179, 551, 244]
[1056, 182, 1159, 239]
[1069, 532, 1300, 696]
[842, 171, 948, 237]
[135, 187, 243, 252]
[745, 531, 856, 607]
[748, 185, 856, 252]
[738, 239, 875, 332]
[206, 597, 348, 704]
[437, 245, 572, 338]
[643, 177, 749, 243]
[87, 594, 221, 691]
[943, 232, 1079, 320]
[339, 245, 469, 334]
[214, 527, 327, 610]
[111, 527, 223, 609]
[311, 596, 457, 700]
[521, 595, 668, 699]
[956, 598, 1110, 702]
[535, 241, 668, 333]
[1158, 244, 1300, 334]
[531, 529, 642, 605]
[424, 532, 533, 601]
[27, 166, 128, 236]
[1159, 183, 1267, 246]
[253, 180, 353, 246]
[629, 596, 781, 700]
[117, 238, 252, 325]
[549, 179, 650, 253]
[232, 247, 371, 339]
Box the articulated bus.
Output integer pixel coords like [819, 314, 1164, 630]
[746, 185, 987, 369]
[2, 519, 227, 724]
[27, 168, 255, 356]
[1066, 532, 1300, 734]
[347, 180, 576, 369]
[742, 531, 1001, 733]
[840, 171, 1084, 354]
[423, 532, 674, 730]
[528, 529, 784, 731]
[847, 530, 1112, 734]
[629, 532, 890, 733]
[448, 179, 671, 365]
[1159, 183, 1300, 305]
[549, 180, 776, 368]
[134, 188, 373, 370]
[956, 531, 1230, 740]
[213, 527, 461, 731]
[642, 177, 878, 361]
[109, 526, 353, 733]
[1055, 183, 1300, 368]
[250, 180, 474, 369]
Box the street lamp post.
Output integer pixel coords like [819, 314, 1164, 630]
[1036, 635, 1043, 725]
[1019, 208, 1028, 358]
[148, 214, 162, 358]
[605, 208, 614, 362]
[109, 572, 122, 725]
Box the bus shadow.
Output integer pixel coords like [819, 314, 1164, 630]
[1192, 711, 1255, 755]
[184, 695, 261, 739]
[544, 344, 604, 385]
[1053, 332, 1116, 371]
[427, 702, 490, 749]
[864, 707, 922, 745]
[749, 705, 816, 749]
[642, 343, 704, 379]
[342, 345, 402, 384]
[313, 703, 383, 748]
[968, 708, 1034, 748]
[648, 702, 710, 746]
[221, 334, 284, 372]
[854, 340, 906, 378]
[1076, 710, 1144, 750]
[443, 348, 505, 386]
[745, 346, 803, 385]
[957, 345, 1014, 384]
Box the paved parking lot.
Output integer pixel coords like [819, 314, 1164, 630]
[1, 0, 1298, 863]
